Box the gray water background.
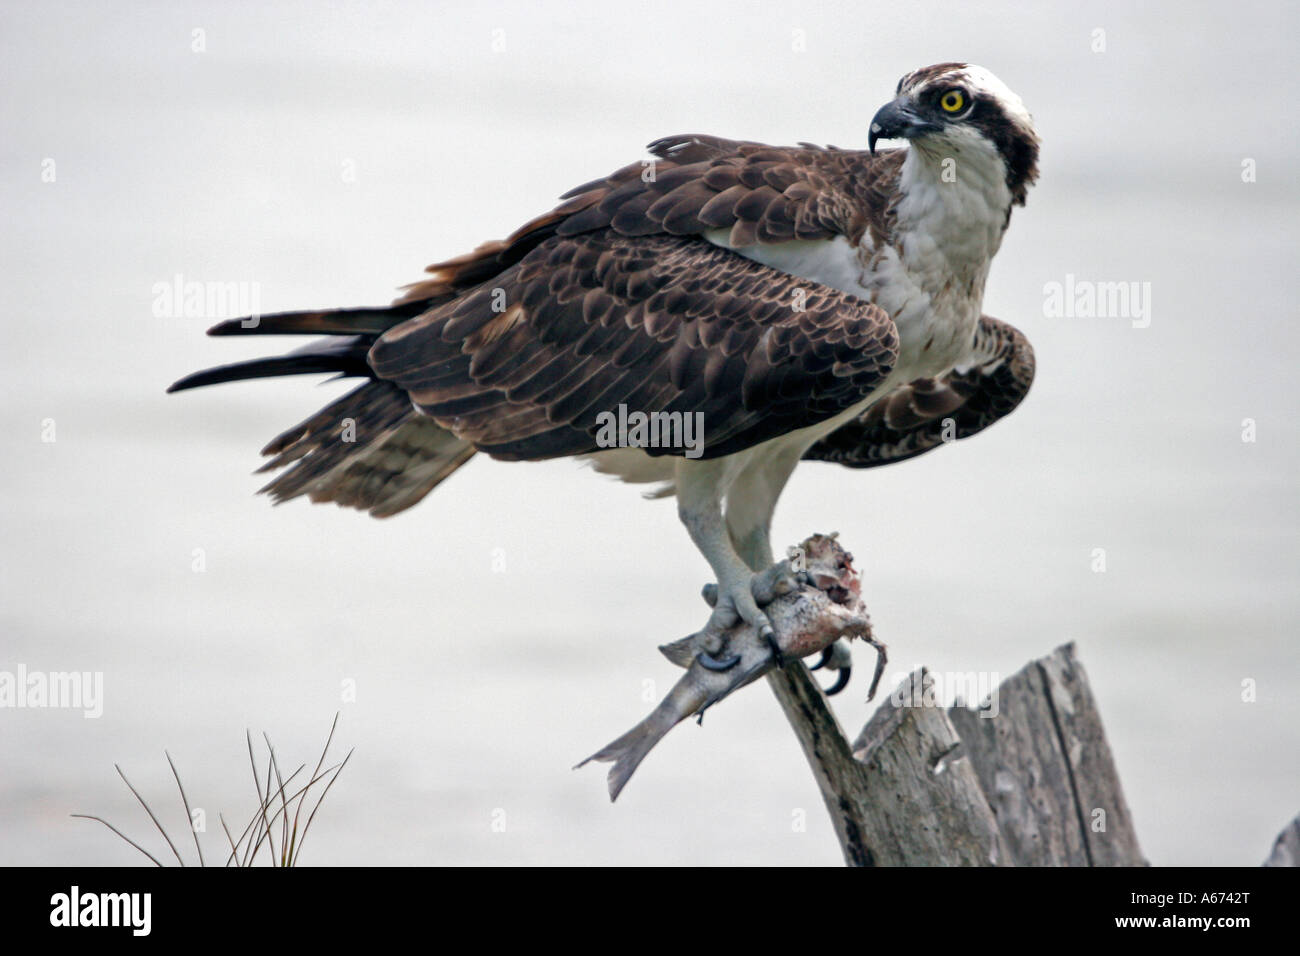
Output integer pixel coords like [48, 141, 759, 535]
[1, 0, 1296, 864]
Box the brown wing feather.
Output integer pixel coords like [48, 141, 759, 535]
[393, 135, 904, 306]
[368, 231, 897, 462]
[173, 135, 908, 517]
[802, 316, 1034, 468]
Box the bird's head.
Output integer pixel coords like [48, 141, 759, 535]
[869, 62, 1040, 205]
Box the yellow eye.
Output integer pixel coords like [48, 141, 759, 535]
[940, 89, 966, 113]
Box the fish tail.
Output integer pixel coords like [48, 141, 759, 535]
[576, 702, 685, 802]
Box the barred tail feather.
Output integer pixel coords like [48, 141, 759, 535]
[257, 380, 476, 517]
[169, 302, 476, 517]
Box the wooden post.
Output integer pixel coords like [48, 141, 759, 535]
[764, 665, 879, 865]
[948, 643, 1145, 866]
[1264, 814, 1300, 867]
[765, 642, 1147, 866]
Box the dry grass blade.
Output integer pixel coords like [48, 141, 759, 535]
[287, 712, 339, 865]
[165, 750, 204, 868]
[219, 813, 241, 868]
[294, 747, 353, 863]
[262, 733, 291, 866]
[236, 759, 345, 866]
[115, 764, 185, 866]
[243, 731, 277, 867]
[224, 764, 306, 867]
[70, 814, 165, 867]
[245, 764, 305, 866]
[260, 749, 277, 864]
[81, 720, 351, 867]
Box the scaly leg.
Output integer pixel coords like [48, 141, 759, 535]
[675, 459, 774, 649]
[724, 448, 853, 693]
[719, 449, 802, 663]
[724, 448, 802, 573]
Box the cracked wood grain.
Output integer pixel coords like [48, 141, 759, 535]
[948, 643, 1146, 866]
[770, 640, 1146, 866]
[767, 666, 1006, 866]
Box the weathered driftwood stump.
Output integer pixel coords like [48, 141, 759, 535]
[947, 645, 1145, 866]
[767, 642, 1149, 866]
[1264, 814, 1300, 867]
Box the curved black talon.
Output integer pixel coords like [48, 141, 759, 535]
[809, 647, 832, 672]
[763, 631, 785, 668]
[822, 666, 851, 696]
[697, 650, 741, 671]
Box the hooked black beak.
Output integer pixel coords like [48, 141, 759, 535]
[868, 99, 936, 155]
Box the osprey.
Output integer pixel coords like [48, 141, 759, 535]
[171, 62, 1038, 685]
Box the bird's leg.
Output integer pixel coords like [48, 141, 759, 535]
[721, 526, 801, 665]
[723, 449, 801, 575]
[678, 505, 770, 650]
[723, 451, 853, 687]
[700, 561, 800, 607]
[697, 557, 800, 666]
[675, 465, 776, 657]
[722, 455, 804, 665]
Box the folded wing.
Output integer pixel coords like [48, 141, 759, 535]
[369, 230, 898, 462]
[802, 315, 1034, 468]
